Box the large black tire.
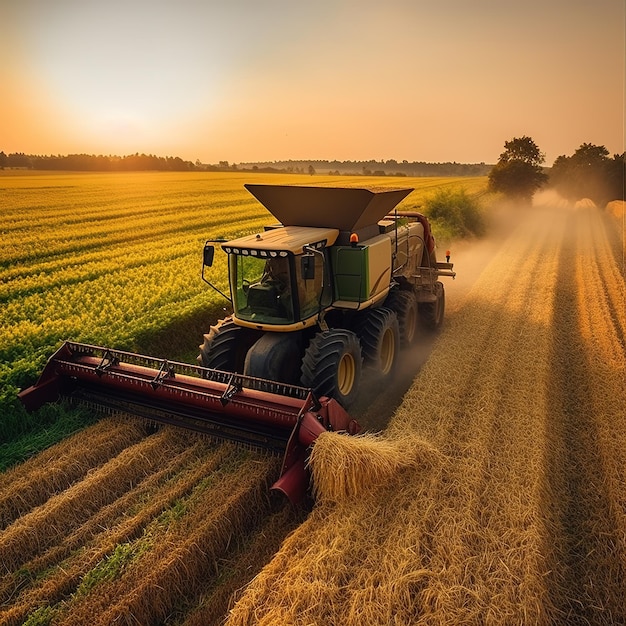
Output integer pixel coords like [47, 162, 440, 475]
[384, 289, 418, 347]
[301, 329, 362, 409]
[197, 317, 261, 373]
[419, 281, 445, 331]
[354, 307, 400, 378]
[243, 332, 302, 385]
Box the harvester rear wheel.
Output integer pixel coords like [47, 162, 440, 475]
[197, 317, 261, 373]
[301, 329, 362, 409]
[385, 289, 418, 346]
[419, 281, 445, 331]
[355, 307, 400, 378]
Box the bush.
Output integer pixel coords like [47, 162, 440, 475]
[423, 188, 486, 239]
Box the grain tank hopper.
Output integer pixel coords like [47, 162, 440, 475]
[19, 184, 455, 503]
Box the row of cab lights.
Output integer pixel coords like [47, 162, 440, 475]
[221, 239, 327, 258]
[221, 247, 289, 257]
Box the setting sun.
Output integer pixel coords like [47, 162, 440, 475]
[1, 0, 623, 164]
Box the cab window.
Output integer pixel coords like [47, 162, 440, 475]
[230, 254, 296, 324]
[297, 251, 331, 320]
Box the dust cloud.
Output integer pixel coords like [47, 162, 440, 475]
[354, 194, 575, 432]
[354, 211, 511, 431]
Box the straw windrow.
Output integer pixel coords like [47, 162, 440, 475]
[0, 439, 234, 626]
[309, 431, 441, 503]
[0, 417, 146, 529]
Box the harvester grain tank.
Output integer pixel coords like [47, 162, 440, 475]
[19, 185, 455, 503]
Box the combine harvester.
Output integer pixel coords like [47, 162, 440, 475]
[20, 185, 455, 503]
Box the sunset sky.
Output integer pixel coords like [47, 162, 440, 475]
[2, 0, 624, 165]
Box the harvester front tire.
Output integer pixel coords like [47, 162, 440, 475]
[301, 329, 362, 409]
[244, 332, 302, 386]
[385, 289, 418, 346]
[419, 281, 445, 331]
[355, 307, 400, 378]
[198, 317, 261, 373]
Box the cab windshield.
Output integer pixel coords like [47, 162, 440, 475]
[229, 251, 331, 325]
[230, 254, 296, 324]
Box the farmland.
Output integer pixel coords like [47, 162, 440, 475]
[1, 172, 624, 624]
[0, 171, 485, 450]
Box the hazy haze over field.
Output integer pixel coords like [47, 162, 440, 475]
[1, 0, 623, 165]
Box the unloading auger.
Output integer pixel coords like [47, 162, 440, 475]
[19, 341, 360, 504]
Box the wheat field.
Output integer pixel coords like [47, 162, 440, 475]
[0, 177, 623, 624]
[225, 203, 625, 625]
[0, 171, 485, 409]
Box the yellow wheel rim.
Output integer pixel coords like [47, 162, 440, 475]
[337, 352, 356, 395]
[380, 328, 395, 375]
[405, 307, 417, 344]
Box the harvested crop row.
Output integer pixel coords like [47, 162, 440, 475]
[0, 438, 242, 626]
[606, 200, 626, 252]
[581, 208, 626, 347]
[50, 452, 280, 626]
[0, 427, 191, 573]
[0, 417, 146, 528]
[0, 435, 211, 605]
[543, 206, 625, 621]
[180, 505, 305, 626]
[225, 205, 625, 625]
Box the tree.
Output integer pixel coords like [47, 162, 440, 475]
[606, 153, 625, 202]
[6, 152, 32, 168]
[550, 143, 624, 206]
[488, 136, 548, 201]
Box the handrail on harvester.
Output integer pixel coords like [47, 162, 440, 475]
[18, 341, 361, 504]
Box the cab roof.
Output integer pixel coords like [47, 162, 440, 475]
[224, 225, 339, 256]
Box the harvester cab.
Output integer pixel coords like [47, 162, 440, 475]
[203, 224, 336, 327]
[19, 184, 455, 504]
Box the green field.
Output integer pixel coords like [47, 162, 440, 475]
[0, 171, 487, 450]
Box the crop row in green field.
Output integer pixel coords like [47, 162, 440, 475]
[0, 171, 487, 447]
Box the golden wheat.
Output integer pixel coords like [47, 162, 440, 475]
[225, 204, 625, 625]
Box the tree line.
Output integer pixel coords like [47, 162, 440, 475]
[3, 143, 623, 206]
[0, 152, 491, 177]
[0, 152, 196, 171]
[488, 136, 625, 206]
[234, 159, 492, 177]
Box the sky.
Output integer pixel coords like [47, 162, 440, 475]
[1, 0, 624, 166]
